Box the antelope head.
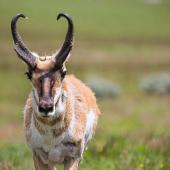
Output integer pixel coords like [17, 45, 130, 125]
[11, 13, 73, 118]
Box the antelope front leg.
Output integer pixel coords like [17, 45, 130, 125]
[33, 151, 56, 170]
[64, 159, 80, 170]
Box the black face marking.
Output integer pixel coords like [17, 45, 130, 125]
[43, 78, 52, 96]
[38, 73, 54, 98]
[26, 65, 68, 115]
[38, 75, 54, 114]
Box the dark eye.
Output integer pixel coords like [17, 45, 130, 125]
[61, 70, 67, 79]
[51, 79, 54, 86]
[36, 75, 42, 84]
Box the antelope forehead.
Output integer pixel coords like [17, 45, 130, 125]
[37, 56, 55, 70]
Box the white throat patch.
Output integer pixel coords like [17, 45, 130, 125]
[54, 87, 67, 116]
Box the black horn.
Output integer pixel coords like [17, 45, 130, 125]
[54, 13, 74, 68]
[11, 13, 36, 69]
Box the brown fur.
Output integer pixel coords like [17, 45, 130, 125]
[24, 74, 100, 142]
[37, 57, 55, 71]
[23, 67, 101, 170]
[66, 75, 100, 138]
[13, 14, 100, 169]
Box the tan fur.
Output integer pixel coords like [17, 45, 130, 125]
[32, 69, 61, 96]
[66, 75, 100, 137]
[66, 75, 100, 116]
[24, 74, 100, 138]
[37, 57, 55, 70]
[24, 73, 100, 170]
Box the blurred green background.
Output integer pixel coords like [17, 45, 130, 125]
[1, 0, 170, 169]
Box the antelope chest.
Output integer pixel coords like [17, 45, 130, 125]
[27, 120, 83, 164]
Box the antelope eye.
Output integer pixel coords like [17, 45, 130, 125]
[39, 77, 43, 83]
[51, 79, 55, 86]
[61, 70, 67, 79]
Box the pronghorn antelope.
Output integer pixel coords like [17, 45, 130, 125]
[11, 13, 101, 170]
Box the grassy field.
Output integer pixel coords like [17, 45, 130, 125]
[0, 0, 170, 169]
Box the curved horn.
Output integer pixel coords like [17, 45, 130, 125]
[11, 13, 36, 69]
[54, 13, 74, 68]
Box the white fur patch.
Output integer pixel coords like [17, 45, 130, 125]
[32, 88, 40, 114]
[29, 115, 65, 152]
[53, 85, 66, 116]
[84, 110, 95, 147]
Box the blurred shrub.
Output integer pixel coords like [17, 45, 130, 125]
[85, 76, 120, 99]
[140, 73, 170, 95]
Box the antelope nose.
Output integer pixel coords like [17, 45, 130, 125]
[38, 98, 54, 115]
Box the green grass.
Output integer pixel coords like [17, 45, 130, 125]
[1, 134, 170, 170]
[1, 71, 170, 169]
[0, 0, 170, 169]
